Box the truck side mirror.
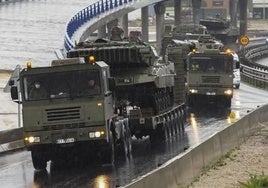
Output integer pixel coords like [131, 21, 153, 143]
[236, 61, 240, 69]
[11, 86, 18, 101]
[108, 78, 116, 91]
[9, 80, 15, 86]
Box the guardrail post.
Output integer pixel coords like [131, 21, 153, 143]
[110, 0, 113, 9]
[90, 5, 93, 18]
[101, 0, 104, 13]
[97, 1, 100, 14]
[106, 0, 109, 10]
[115, 0, 118, 7]
[93, 3, 96, 16]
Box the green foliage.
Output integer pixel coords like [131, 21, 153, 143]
[239, 173, 268, 188]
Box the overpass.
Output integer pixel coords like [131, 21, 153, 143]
[63, 0, 248, 53]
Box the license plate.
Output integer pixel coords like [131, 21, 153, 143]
[56, 138, 75, 144]
[206, 92, 216, 95]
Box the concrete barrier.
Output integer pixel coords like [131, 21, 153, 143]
[124, 104, 268, 188]
[0, 127, 24, 153]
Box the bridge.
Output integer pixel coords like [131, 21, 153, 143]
[63, 0, 248, 53]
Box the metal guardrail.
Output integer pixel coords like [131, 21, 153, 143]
[64, 0, 135, 52]
[240, 38, 268, 89]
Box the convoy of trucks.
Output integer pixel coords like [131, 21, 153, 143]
[8, 17, 242, 169]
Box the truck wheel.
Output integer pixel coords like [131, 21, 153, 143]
[31, 150, 47, 170]
[225, 98, 232, 108]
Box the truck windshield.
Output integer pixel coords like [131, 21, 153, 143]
[189, 56, 232, 73]
[22, 70, 101, 101]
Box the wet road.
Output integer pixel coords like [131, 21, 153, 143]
[1, 82, 268, 188]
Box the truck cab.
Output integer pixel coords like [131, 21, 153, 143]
[186, 49, 234, 107]
[10, 57, 130, 170]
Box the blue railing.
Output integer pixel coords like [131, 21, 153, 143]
[64, 0, 134, 52]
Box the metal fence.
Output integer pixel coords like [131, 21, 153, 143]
[239, 39, 268, 89]
[64, 0, 135, 52]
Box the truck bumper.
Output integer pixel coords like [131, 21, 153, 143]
[24, 126, 107, 148]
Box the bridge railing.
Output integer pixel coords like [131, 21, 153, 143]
[64, 0, 134, 52]
[239, 39, 268, 89]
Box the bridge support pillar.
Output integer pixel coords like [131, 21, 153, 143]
[141, 6, 149, 42]
[239, 0, 248, 36]
[229, 0, 238, 28]
[174, 0, 182, 29]
[98, 25, 106, 39]
[192, 0, 201, 25]
[154, 2, 166, 54]
[107, 19, 119, 39]
[121, 14, 128, 38]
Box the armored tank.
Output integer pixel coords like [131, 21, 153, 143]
[199, 17, 238, 44]
[67, 27, 177, 115]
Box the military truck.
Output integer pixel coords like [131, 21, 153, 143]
[10, 58, 132, 170]
[186, 48, 234, 107]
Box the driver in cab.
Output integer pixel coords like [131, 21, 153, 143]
[86, 79, 100, 95]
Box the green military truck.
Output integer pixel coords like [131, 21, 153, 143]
[10, 57, 132, 170]
[186, 48, 234, 107]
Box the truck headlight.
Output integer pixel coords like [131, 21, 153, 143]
[189, 89, 198, 94]
[224, 89, 232, 95]
[89, 131, 105, 138]
[25, 136, 40, 143]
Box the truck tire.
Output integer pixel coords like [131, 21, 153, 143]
[31, 150, 47, 170]
[225, 97, 232, 108]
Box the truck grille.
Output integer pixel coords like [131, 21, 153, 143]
[45, 106, 81, 122]
[202, 76, 220, 83]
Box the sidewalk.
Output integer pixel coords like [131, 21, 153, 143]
[0, 71, 19, 131]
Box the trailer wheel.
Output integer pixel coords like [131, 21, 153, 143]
[174, 112, 180, 134]
[170, 114, 176, 136]
[31, 150, 47, 170]
[167, 116, 174, 137]
[163, 118, 170, 140]
[178, 112, 185, 133]
[121, 121, 132, 156]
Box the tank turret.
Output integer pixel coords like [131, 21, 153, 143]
[199, 17, 238, 44]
